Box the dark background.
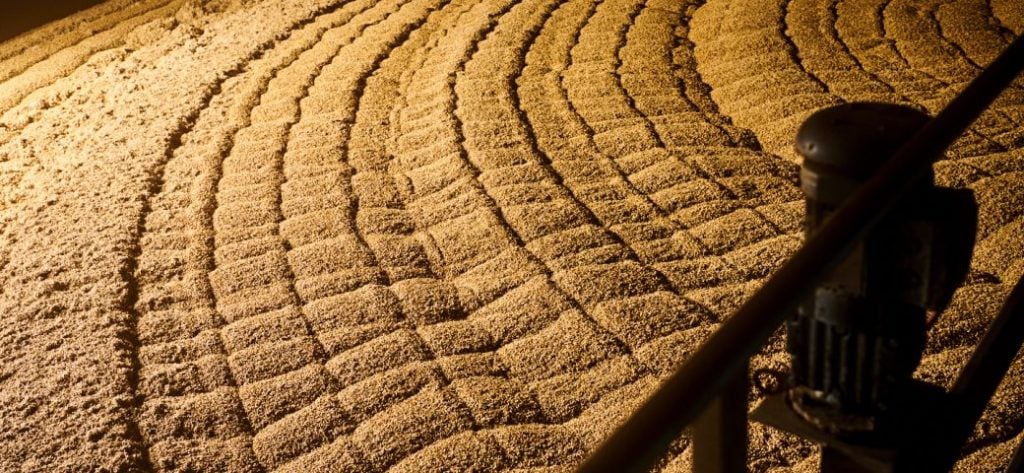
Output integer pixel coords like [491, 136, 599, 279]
[1, 1, 107, 43]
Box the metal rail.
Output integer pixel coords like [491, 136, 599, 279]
[1009, 435, 1024, 473]
[576, 33, 1024, 473]
[931, 276, 1024, 471]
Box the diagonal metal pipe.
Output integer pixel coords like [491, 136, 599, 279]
[928, 276, 1024, 471]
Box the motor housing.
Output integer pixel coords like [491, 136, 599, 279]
[787, 102, 977, 437]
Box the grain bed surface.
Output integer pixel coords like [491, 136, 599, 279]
[0, 0, 1022, 471]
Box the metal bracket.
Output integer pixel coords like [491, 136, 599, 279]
[750, 381, 947, 473]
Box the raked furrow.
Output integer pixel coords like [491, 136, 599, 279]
[134, 1, 383, 470]
[0, 0, 175, 81]
[0, 0, 184, 115]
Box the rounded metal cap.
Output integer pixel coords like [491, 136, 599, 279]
[797, 103, 931, 204]
[797, 102, 930, 177]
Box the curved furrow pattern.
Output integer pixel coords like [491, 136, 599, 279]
[512, 0, 755, 464]
[258, 0, 456, 468]
[520, 0, 726, 378]
[787, 0, 909, 104]
[935, 0, 1014, 68]
[835, 0, 1021, 157]
[263, 3, 486, 471]
[0, 0, 175, 80]
[274, 4, 499, 471]
[281, 0, 566, 469]
[2, 0, 1023, 471]
[345, 0, 489, 291]
[140, 0, 455, 469]
[0, 0, 183, 116]
[0, 0, 135, 62]
[567, 0, 804, 317]
[691, 0, 840, 158]
[621, 0, 754, 149]
[456, 0, 671, 460]
[797, 0, 1020, 157]
[619, 0, 804, 239]
[517, 0, 796, 360]
[883, 0, 986, 80]
[133, 1, 385, 470]
[884, 0, 1024, 148]
[552, 0, 808, 464]
[0, 0, 387, 470]
[0, 13, 203, 150]
[670, 4, 745, 128]
[787, 0, 1019, 157]
[832, 0, 958, 106]
[991, 0, 1024, 34]
[697, 0, 1024, 264]
[932, 0, 1024, 144]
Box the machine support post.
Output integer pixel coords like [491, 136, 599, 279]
[692, 361, 748, 473]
